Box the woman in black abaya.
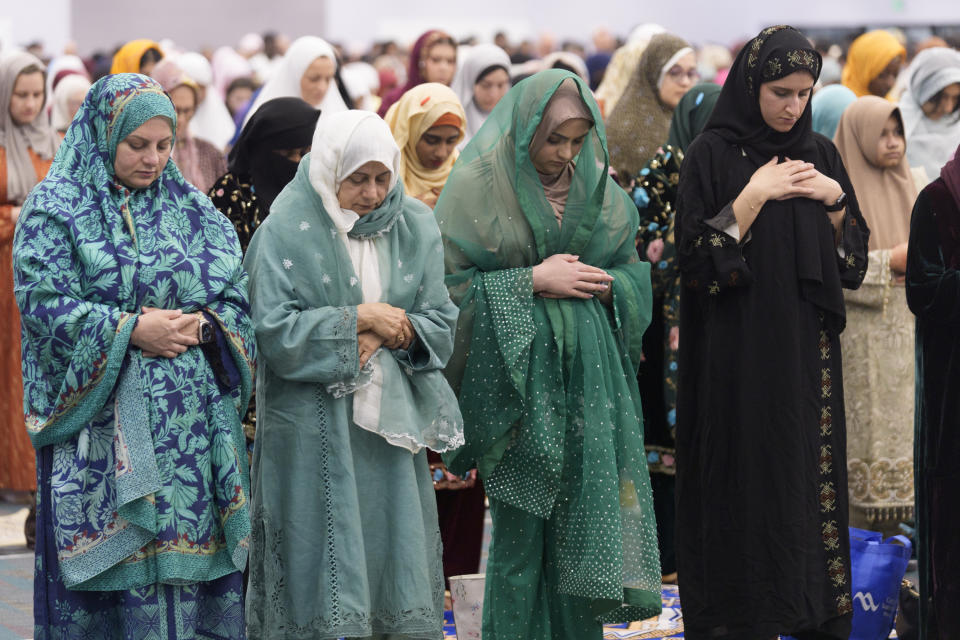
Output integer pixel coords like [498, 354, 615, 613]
[674, 26, 870, 640]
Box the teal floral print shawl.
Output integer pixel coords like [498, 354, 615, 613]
[13, 74, 255, 590]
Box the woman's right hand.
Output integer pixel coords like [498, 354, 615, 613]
[357, 302, 407, 340]
[889, 242, 908, 276]
[130, 308, 199, 358]
[748, 156, 818, 202]
[532, 254, 614, 299]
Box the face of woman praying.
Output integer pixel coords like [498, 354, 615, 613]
[758, 71, 815, 133]
[9, 71, 45, 126]
[113, 116, 174, 189]
[337, 160, 391, 215]
[226, 85, 254, 117]
[474, 68, 510, 112]
[875, 113, 905, 168]
[422, 43, 457, 85]
[300, 56, 336, 106]
[921, 82, 960, 122]
[658, 51, 698, 109]
[530, 117, 592, 175]
[168, 85, 196, 140]
[414, 124, 460, 169]
[867, 55, 902, 98]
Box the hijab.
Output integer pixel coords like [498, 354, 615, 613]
[176, 52, 236, 150]
[529, 78, 594, 224]
[595, 40, 650, 117]
[704, 26, 821, 162]
[899, 47, 960, 180]
[841, 30, 905, 98]
[666, 82, 722, 150]
[110, 39, 163, 74]
[378, 30, 456, 117]
[0, 52, 61, 204]
[704, 26, 853, 328]
[228, 97, 320, 210]
[833, 96, 917, 250]
[811, 84, 857, 138]
[541, 51, 590, 83]
[242, 36, 347, 130]
[211, 46, 253, 98]
[450, 43, 511, 145]
[50, 73, 92, 133]
[383, 82, 466, 199]
[308, 110, 401, 235]
[606, 33, 691, 181]
[45, 54, 88, 99]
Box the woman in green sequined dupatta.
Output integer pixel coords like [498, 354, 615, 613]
[435, 69, 661, 640]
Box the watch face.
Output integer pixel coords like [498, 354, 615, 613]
[200, 323, 214, 343]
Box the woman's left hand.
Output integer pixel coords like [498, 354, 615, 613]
[358, 331, 385, 367]
[792, 168, 843, 207]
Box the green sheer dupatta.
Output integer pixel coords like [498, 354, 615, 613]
[435, 70, 660, 618]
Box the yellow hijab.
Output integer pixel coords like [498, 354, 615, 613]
[841, 30, 905, 98]
[110, 39, 163, 74]
[383, 82, 466, 198]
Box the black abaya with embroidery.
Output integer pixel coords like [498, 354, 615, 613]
[673, 26, 870, 640]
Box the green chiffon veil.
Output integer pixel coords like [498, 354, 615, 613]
[435, 70, 661, 621]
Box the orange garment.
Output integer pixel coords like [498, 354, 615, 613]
[0, 145, 51, 491]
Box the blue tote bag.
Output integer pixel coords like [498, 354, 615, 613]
[848, 527, 912, 640]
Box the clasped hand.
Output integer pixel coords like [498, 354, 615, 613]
[356, 302, 415, 367]
[532, 253, 613, 299]
[750, 157, 842, 205]
[130, 307, 199, 358]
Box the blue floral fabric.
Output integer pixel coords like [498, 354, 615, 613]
[14, 72, 255, 629]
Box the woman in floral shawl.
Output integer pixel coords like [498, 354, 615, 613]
[435, 69, 661, 639]
[14, 73, 255, 639]
[243, 110, 463, 639]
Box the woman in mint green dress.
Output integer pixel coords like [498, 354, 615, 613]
[435, 70, 662, 639]
[243, 110, 463, 639]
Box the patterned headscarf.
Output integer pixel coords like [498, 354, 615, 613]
[704, 25, 821, 163]
[605, 33, 691, 180]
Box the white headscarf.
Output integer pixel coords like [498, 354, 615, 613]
[340, 61, 381, 111]
[308, 110, 401, 436]
[175, 52, 236, 151]
[243, 36, 348, 129]
[50, 73, 91, 132]
[899, 47, 960, 180]
[450, 43, 511, 145]
[44, 54, 87, 99]
[211, 46, 253, 98]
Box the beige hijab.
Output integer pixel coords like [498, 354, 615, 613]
[0, 52, 60, 204]
[833, 95, 918, 251]
[529, 78, 594, 224]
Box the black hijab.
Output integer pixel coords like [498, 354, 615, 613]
[706, 26, 852, 330]
[228, 97, 321, 209]
[705, 25, 822, 163]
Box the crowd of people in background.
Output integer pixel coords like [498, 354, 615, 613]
[1, 18, 960, 640]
